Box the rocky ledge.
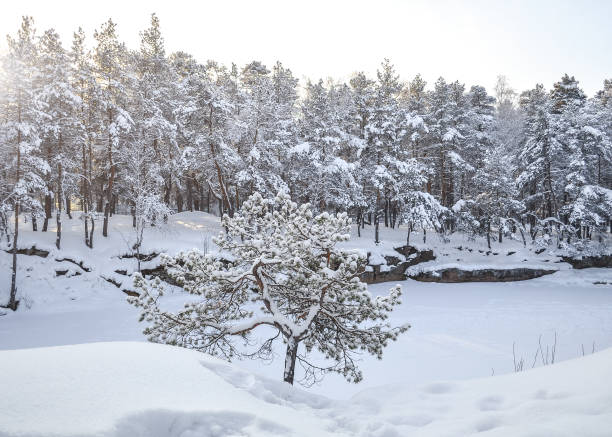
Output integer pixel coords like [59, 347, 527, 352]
[561, 255, 612, 269]
[361, 245, 435, 284]
[408, 267, 557, 283]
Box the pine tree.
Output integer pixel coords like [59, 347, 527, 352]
[38, 28, 80, 250]
[0, 17, 49, 310]
[518, 84, 559, 226]
[129, 192, 408, 385]
[70, 28, 99, 248]
[93, 19, 132, 237]
[135, 14, 179, 211]
[364, 59, 405, 242]
[493, 75, 523, 169]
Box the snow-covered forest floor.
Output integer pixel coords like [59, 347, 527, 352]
[1, 212, 611, 436]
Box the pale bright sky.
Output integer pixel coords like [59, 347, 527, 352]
[1, 0, 610, 96]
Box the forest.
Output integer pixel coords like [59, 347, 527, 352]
[1, 14, 611, 311]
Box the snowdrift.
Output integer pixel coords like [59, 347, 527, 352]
[1, 342, 611, 437]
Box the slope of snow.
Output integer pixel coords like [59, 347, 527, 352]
[0, 212, 222, 309]
[0, 341, 611, 437]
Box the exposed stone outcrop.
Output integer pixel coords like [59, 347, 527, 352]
[114, 265, 180, 287]
[408, 267, 557, 283]
[561, 255, 612, 269]
[3, 246, 49, 257]
[55, 257, 91, 272]
[361, 245, 436, 284]
[118, 252, 159, 262]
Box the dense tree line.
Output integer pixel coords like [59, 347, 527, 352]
[1, 16, 611, 309]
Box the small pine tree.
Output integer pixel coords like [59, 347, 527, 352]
[129, 192, 408, 385]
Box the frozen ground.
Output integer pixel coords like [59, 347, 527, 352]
[1, 341, 611, 437]
[1, 212, 611, 435]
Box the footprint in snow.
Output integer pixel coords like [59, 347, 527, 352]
[475, 416, 502, 432]
[422, 382, 455, 394]
[477, 395, 504, 411]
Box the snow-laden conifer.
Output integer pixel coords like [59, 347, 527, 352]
[129, 192, 408, 385]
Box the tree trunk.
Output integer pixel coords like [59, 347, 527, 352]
[164, 179, 172, 206]
[84, 213, 89, 248]
[56, 157, 63, 250]
[186, 177, 193, 212]
[42, 194, 51, 232]
[81, 138, 90, 248]
[103, 108, 115, 237]
[283, 338, 299, 385]
[384, 198, 389, 227]
[8, 116, 22, 311]
[97, 190, 103, 212]
[423, 227, 427, 244]
[176, 188, 183, 213]
[55, 204, 62, 250]
[439, 151, 446, 207]
[374, 211, 380, 244]
[198, 182, 204, 212]
[487, 220, 491, 249]
[31, 212, 37, 231]
[8, 201, 19, 311]
[65, 195, 72, 219]
[235, 185, 240, 212]
[88, 216, 94, 249]
[103, 200, 110, 237]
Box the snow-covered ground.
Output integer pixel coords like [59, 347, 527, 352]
[1, 212, 611, 435]
[1, 341, 611, 437]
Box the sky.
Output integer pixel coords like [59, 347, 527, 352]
[1, 0, 610, 96]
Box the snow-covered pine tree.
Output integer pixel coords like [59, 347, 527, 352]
[293, 79, 362, 213]
[399, 74, 429, 161]
[170, 51, 213, 212]
[443, 81, 473, 213]
[129, 192, 408, 385]
[349, 72, 375, 234]
[70, 28, 99, 248]
[0, 17, 50, 310]
[594, 79, 612, 192]
[465, 85, 524, 246]
[93, 19, 132, 237]
[364, 59, 405, 242]
[518, 84, 560, 233]
[559, 90, 612, 239]
[38, 28, 81, 250]
[120, 138, 171, 272]
[401, 191, 446, 244]
[135, 14, 179, 211]
[192, 61, 236, 216]
[472, 144, 525, 248]
[234, 61, 290, 201]
[426, 77, 468, 211]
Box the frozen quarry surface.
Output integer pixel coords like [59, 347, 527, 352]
[1, 212, 611, 435]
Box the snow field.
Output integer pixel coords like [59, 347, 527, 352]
[1, 212, 611, 435]
[0, 341, 611, 436]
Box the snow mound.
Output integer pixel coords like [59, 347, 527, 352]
[0, 342, 333, 437]
[1, 342, 612, 436]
